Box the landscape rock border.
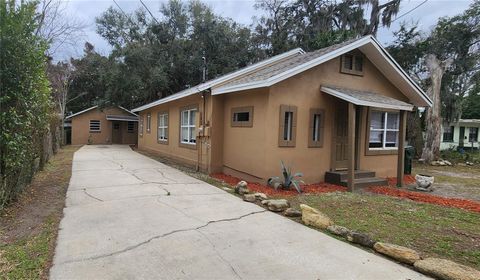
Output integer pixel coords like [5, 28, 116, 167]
[235, 182, 480, 280]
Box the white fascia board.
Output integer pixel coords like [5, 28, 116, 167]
[132, 48, 305, 112]
[65, 105, 98, 119]
[212, 37, 373, 95]
[213, 36, 431, 108]
[118, 106, 138, 116]
[321, 87, 414, 111]
[106, 117, 139, 122]
[369, 36, 432, 107]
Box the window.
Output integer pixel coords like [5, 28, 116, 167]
[368, 110, 399, 149]
[157, 112, 168, 143]
[469, 127, 478, 142]
[89, 120, 101, 132]
[278, 105, 297, 147]
[309, 109, 325, 147]
[146, 113, 151, 133]
[180, 107, 197, 146]
[443, 126, 454, 142]
[231, 106, 253, 127]
[127, 121, 135, 133]
[139, 117, 144, 137]
[341, 52, 364, 75]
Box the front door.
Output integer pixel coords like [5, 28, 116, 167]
[334, 102, 349, 170]
[112, 121, 121, 144]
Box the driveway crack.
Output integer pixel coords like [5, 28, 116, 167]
[61, 210, 267, 264]
[83, 189, 103, 202]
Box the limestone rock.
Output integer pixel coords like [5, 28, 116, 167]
[300, 204, 333, 229]
[346, 232, 376, 248]
[373, 242, 420, 265]
[235, 181, 249, 195]
[263, 199, 290, 212]
[243, 194, 256, 203]
[327, 225, 350, 237]
[284, 208, 302, 217]
[414, 258, 480, 280]
[254, 192, 268, 201]
[444, 160, 452, 166]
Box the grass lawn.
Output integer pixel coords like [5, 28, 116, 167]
[0, 145, 80, 280]
[285, 192, 480, 270]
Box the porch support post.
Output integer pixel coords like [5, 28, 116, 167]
[347, 103, 356, 192]
[397, 110, 407, 188]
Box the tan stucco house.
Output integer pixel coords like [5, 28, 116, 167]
[66, 106, 138, 145]
[132, 36, 432, 191]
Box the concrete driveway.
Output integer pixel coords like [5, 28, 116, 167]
[51, 145, 429, 280]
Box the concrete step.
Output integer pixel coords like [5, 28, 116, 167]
[339, 177, 388, 188]
[325, 170, 376, 184]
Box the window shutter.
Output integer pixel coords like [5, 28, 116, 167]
[289, 105, 297, 147]
[278, 105, 289, 147]
[309, 108, 325, 148]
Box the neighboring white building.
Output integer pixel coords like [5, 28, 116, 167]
[441, 119, 480, 150]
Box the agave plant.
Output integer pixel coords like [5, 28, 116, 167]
[267, 161, 304, 193]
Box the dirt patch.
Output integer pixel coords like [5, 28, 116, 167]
[412, 164, 480, 202]
[0, 145, 80, 278]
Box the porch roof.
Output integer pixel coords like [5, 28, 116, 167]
[106, 115, 139, 122]
[321, 86, 414, 111]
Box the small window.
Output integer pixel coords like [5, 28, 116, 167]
[309, 109, 325, 147]
[231, 106, 253, 127]
[127, 121, 135, 133]
[180, 107, 197, 145]
[139, 117, 144, 137]
[89, 120, 101, 132]
[278, 105, 297, 147]
[146, 113, 151, 133]
[469, 127, 478, 142]
[442, 126, 454, 142]
[341, 52, 364, 75]
[368, 110, 399, 149]
[157, 112, 168, 143]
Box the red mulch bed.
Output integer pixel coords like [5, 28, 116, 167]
[386, 175, 417, 186]
[210, 173, 346, 196]
[367, 186, 480, 213]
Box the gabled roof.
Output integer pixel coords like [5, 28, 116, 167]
[131, 48, 305, 112]
[133, 35, 431, 112]
[66, 106, 137, 119]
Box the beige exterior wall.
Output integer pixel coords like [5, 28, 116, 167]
[138, 51, 413, 183]
[219, 55, 406, 183]
[71, 107, 138, 145]
[137, 94, 210, 170]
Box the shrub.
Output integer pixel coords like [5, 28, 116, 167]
[0, 1, 52, 210]
[267, 161, 304, 193]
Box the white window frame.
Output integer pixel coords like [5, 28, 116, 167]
[180, 108, 197, 145]
[369, 110, 400, 150]
[158, 113, 168, 142]
[89, 120, 101, 132]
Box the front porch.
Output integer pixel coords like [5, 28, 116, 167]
[321, 86, 412, 191]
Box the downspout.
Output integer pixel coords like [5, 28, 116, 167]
[197, 90, 208, 172]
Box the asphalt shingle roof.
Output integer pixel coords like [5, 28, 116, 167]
[217, 37, 363, 89]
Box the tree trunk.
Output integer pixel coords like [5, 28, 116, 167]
[421, 54, 453, 163]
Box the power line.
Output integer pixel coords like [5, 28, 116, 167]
[112, 0, 138, 27]
[139, 0, 160, 24]
[390, 0, 429, 25]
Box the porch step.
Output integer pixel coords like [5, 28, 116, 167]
[325, 170, 376, 185]
[339, 177, 388, 188]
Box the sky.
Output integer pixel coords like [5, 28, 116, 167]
[57, 0, 475, 60]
